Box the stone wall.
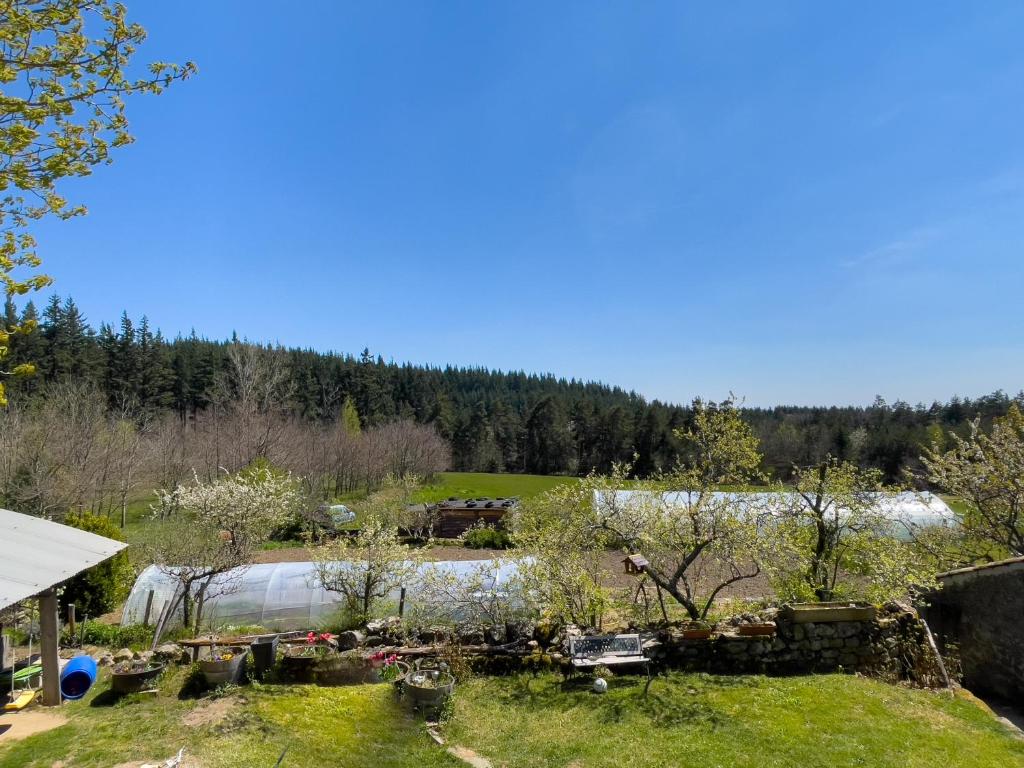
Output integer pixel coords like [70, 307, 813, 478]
[643, 604, 929, 680]
[336, 606, 933, 683]
[926, 558, 1024, 702]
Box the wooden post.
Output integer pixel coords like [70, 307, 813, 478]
[67, 604, 76, 641]
[193, 585, 208, 636]
[142, 590, 155, 627]
[921, 618, 952, 690]
[398, 586, 406, 618]
[39, 590, 61, 706]
[655, 583, 669, 624]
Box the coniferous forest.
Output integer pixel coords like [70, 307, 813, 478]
[5, 295, 1021, 483]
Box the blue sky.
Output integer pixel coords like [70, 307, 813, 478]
[28, 1, 1024, 406]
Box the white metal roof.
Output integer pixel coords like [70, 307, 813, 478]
[0, 507, 128, 610]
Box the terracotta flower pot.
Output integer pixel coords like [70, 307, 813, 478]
[737, 623, 777, 637]
[681, 628, 713, 640]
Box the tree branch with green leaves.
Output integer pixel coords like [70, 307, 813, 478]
[0, 0, 195, 404]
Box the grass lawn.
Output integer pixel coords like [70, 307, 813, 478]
[0, 667, 455, 768]
[2, 669, 1021, 768]
[414, 472, 576, 503]
[446, 672, 1024, 768]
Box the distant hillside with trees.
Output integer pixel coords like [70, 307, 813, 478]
[4, 295, 1021, 483]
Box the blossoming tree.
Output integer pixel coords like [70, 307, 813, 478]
[923, 404, 1024, 561]
[145, 467, 303, 631]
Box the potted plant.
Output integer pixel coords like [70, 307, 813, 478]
[404, 667, 455, 712]
[281, 632, 334, 682]
[680, 621, 714, 640]
[199, 646, 248, 685]
[110, 659, 167, 694]
[285, 631, 335, 659]
[370, 650, 410, 687]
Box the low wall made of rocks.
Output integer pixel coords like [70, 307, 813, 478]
[644, 605, 927, 679]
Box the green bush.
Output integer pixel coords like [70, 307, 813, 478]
[62, 620, 154, 649]
[462, 524, 513, 549]
[60, 512, 133, 619]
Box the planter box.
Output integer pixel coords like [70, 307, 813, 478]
[781, 603, 877, 624]
[313, 652, 382, 686]
[111, 661, 166, 694]
[681, 629, 713, 640]
[200, 647, 248, 686]
[280, 645, 331, 683]
[737, 623, 777, 637]
[250, 635, 279, 679]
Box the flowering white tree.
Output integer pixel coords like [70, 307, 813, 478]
[512, 472, 615, 626]
[923, 404, 1024, 560]
[145, 467, 303, 631]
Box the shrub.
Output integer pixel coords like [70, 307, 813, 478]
[462, 523, 513, 550]
[61, 512, 132, 619]
[62, 620, 154, 649]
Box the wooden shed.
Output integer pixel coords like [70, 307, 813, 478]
[426, 497, 519, 539]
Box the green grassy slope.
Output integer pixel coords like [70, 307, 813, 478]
[413, 471, 576, 502]
[448, 672, 1024, 768]
[3, 668, 1021, 768]
[0, 669, 454, 768]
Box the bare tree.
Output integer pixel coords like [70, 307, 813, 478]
[211, 343, 294, 470]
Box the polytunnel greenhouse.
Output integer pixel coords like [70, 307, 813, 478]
[121, 558, 527, 630]
[594, 490, 957, 531]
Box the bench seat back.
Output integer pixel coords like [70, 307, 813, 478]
[570, 634, 643, 660]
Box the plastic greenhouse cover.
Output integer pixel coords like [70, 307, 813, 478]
[594, 490, 957, 531]
[121, 558, 528, 630]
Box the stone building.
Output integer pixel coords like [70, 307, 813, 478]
[926, 556, 1024, 703]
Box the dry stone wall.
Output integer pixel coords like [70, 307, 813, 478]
[644, 604, 927, 680]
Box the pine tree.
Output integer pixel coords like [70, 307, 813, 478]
[40, 296, 94, 379]
[136, 318, 173, 412]
[105, 312, 139, 408]
[524, 396, 573, 474]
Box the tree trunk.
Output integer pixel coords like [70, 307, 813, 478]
[182, 589, 193, 630]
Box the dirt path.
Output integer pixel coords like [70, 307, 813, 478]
[253, 545, 773, 602]
[253, 544, 508, 564]
[0, 707, 67, 743]
[447, 745, 493, 768]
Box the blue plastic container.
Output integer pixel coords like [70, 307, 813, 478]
[60, 655, 97, 700]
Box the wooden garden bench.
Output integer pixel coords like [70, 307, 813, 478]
[567, 633, 652, 694]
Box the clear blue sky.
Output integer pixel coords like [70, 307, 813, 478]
[30, 1, 1024, 406]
